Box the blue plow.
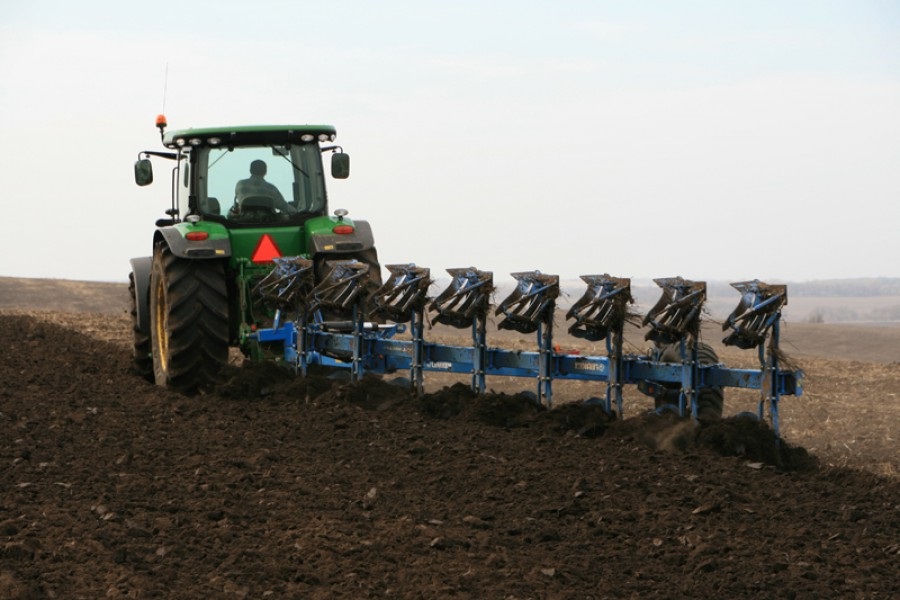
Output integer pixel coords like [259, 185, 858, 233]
[250, 260, 802, 438]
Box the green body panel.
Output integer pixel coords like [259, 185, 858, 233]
[304, 215, 353, 237]
[228, 226, 310, 267]
[162, 199, 357, 268]
[225, 216, 356, 266]
[172, 220, 230, 241]
[155, 221, 231, 260]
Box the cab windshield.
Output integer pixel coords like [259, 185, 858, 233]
[196, 143, 327, 223]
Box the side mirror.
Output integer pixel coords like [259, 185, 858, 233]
[331, 152, 350, 179]
[134, 159, 153, 186]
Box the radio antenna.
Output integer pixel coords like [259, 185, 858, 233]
[161, 62, 169, 114]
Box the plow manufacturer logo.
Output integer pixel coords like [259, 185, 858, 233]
[425, 361, 453, 370]
[573, 358, 605, 374]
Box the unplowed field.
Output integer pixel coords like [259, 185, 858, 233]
[1, 278, 897, 598]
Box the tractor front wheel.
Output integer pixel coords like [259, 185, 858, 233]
[149, 243, 230, 392]
[128, 271, 153, 382]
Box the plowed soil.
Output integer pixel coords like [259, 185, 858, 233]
[1, 279, 898, 598]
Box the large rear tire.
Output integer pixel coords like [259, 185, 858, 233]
[149, 243, 229, 392]
[128, 272, 153, 382]
[656, 342, 724, 421]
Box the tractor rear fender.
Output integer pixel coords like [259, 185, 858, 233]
[308, 219, 376, 255]
[129, 256, 153, 333]
[134, 224, 232, 332]
[155, 225, 233, 260]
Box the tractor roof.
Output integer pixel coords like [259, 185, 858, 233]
[162, 124, 337, 150]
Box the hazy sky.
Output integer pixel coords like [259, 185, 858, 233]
[1, 0, 898, 284]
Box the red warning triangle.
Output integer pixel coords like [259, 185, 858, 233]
[251, 234, 283, 264]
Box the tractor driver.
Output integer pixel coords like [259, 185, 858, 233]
[233, 159, 296, 215]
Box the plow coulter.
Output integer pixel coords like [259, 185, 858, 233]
[248, 262, 802, 438]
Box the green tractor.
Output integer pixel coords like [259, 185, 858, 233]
[129, 117, 381, 392]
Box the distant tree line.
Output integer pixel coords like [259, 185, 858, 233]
[787, 278, 900, 297]
[805, 304, 900, 323]
[706, 278, 900, 298]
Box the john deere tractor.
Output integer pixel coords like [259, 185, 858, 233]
[129, 117, 380, 392]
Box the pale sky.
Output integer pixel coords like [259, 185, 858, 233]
[1, 0, 898, 284]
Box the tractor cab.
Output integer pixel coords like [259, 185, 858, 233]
[134, 122, 350, 227]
